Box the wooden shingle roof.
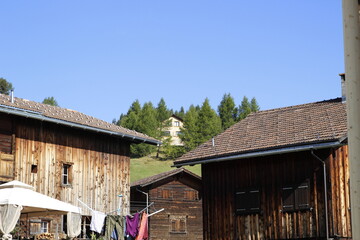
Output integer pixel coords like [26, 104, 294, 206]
[0, 94, 159, 145]
[174, 98, 347, 166]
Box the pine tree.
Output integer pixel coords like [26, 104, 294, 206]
[131, 102, 158, 157]
[42, 96, 59, 107]
[250, 97, 260, 112]
[180, 105, 200, 151]
[119, 100, 141, 130]
[218, 93, 237, 130]
[174, 107, 185, 119]
[238, 96, 252, 120]
[155, 98, 172, 158]
[196, 98, 222, 144]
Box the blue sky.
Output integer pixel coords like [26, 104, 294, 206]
[0, 1, 344, 122]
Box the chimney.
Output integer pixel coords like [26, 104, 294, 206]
[10, 89, 14, 103]
[339, 73, 346, 102]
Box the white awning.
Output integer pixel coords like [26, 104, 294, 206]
[0, 180, 81, 217]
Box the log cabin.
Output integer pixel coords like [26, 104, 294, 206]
[130, 168, 202, 240]
[0, 93, 160, 237]
[174, 98, 350, 240]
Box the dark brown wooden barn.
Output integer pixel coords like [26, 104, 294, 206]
[0, 93, 159, 238]
[130, 168, 203, 240]
[174, 98, 350, 240]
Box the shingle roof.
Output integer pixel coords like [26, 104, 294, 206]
[131, 168, 201, 188]
[174, 98, 347, 166]
[0, 94, 159, 145]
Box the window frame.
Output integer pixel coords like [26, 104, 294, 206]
[282, 179, 311, 212]
[169, 216, 187, 234]
[235, 187, 261, 215]
[157, 187, 173, 200]
[30, 220, 50, 234]
[184, 189, 199, 201]
[62, 163, 73, 186]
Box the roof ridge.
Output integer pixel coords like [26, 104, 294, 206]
[174, 97, 347, 165]
[0, 93, 160, 144]
[131, 168, 200, 187]
[248, 97, 343, 116]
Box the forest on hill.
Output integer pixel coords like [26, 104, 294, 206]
[113, 94, 260, 160]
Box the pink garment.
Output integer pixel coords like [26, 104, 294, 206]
[135, 213, 148, 240]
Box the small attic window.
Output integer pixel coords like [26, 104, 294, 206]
[31, 165, 38, 173]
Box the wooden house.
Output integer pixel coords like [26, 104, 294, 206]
[0, 93, 159, 237]
[174, 98, 350, 240]
[130, 168, 203, 240]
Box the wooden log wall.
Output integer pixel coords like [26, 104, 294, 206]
[147, 180, 203, 240]
[201, 147, 351, 240]
[12, 117, 131, 216]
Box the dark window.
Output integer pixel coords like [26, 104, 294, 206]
[62, 215, 67, 233]
[282, 179, 310, 212]
[162, 131, 171, 136]
[62, 164, 73, 186]
[31, 165, 38, 173]
[235, 188, 260, 215]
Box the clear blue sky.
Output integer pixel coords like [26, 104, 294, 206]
[0, 1, 344, 123]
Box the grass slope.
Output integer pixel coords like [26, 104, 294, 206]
[130, 156, 201, 183]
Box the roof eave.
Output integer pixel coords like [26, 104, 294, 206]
[0, 104, 161, 145]
[173, 140, 346, 167]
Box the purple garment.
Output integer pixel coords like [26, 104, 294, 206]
[126, 213, 140, 237]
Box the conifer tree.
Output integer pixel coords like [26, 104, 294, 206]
[174, 107, 185, 119]
[119, 100, 141, 130]
[155, 98, 172, 158]
[42, 96, 59, 107]
[250, 97, 260, 112]
[238, 96, 252, 120]
[218, 93, 237, 130]
[132, 102, 158, 157]
[180, 105, 200, 151]
[197, 98, 222, 144]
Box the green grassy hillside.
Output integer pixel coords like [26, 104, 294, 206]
[130, 156, 201, 183]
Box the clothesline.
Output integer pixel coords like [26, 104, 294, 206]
[148, 208, 164, 217]
[77, 198, 93, 212]
[77, 198, 162, 217]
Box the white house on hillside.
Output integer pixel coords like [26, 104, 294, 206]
[163, 114, 184, 146]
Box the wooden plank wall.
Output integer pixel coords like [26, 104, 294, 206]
[13, 117, 131, 216]
[201, 147, 350, 240]
[0, 116, 15, 182]
[328, 146, 351, 238]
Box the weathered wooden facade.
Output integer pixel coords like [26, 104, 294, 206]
[174, 98, 350, 240]
[130, 168, 203, 240]
[0, 94, 159, 237]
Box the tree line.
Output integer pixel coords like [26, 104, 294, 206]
[114, 94, 259, 159]
[0, 78, 260, 159]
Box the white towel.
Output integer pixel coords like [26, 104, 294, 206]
[90, 210, 106, 233]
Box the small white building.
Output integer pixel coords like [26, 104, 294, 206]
[163, 114, 184, 146]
